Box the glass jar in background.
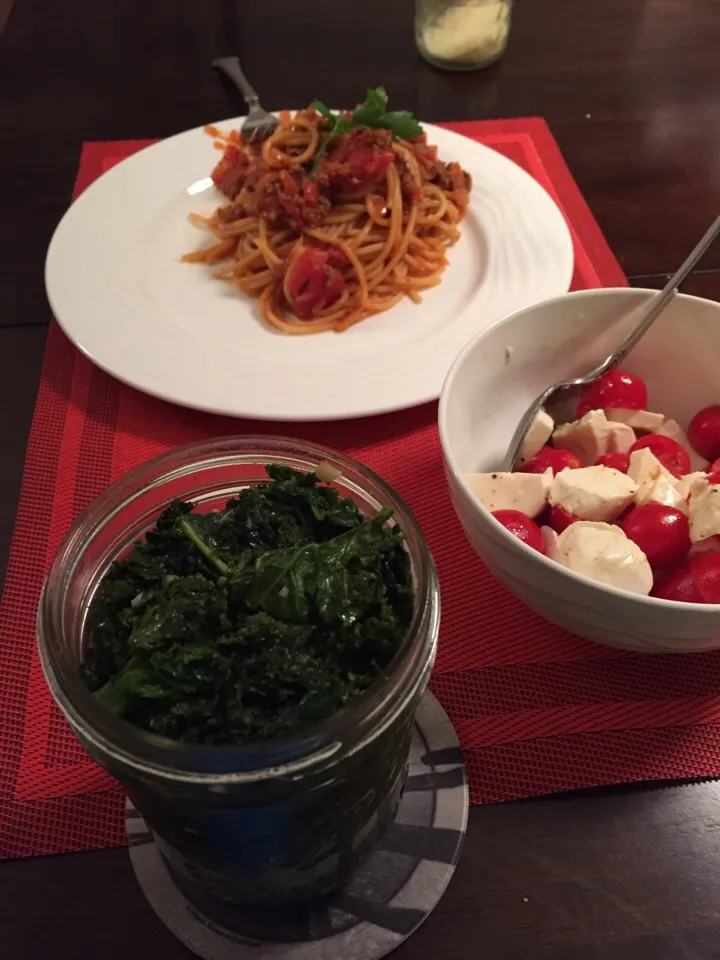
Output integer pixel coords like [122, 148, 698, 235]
[415, 0, 512, 71]
[37, 436, 440, 906]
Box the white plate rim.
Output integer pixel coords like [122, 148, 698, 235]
[45, 116, 574, 422]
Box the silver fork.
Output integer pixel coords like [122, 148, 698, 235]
[212, 57, 279, 142]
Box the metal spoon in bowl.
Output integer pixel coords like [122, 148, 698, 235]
[501, 213, 720, 472]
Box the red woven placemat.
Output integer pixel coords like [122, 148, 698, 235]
[5, 118, 718, 863]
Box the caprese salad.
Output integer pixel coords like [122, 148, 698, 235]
[465, 370, 720, 603]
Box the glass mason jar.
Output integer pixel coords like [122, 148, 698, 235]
[415, 0, 512, 71]
[37, 436, 440, 906]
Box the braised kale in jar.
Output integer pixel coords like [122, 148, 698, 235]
[81, 465, 414, 744]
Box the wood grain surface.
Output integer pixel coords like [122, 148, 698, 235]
[2, 0, 720, 956]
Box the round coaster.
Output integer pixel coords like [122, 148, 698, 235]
[126, 691, 468, 960]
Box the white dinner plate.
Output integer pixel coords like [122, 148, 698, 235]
[45, 117, 574, 421]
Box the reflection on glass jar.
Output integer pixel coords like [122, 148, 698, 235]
[415, 0, 512, 71]
[37, 437, 440, 906]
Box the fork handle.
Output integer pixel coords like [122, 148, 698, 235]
[212, 57, 259, 108]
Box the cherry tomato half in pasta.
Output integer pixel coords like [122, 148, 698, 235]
[595, 451, 630, 473]
[628, 435, 691, 478]
[522, 447, 582, 476]
[576, 370, 648, 419]
[285, 248, 345, 319]
[492, 510, 545, 553]
[688, 406, 720, 461]
[324, 129, 395, 190]
[652, 553, 720, 604]
[620, 503, 691, 569]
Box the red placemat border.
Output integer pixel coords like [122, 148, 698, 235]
[0, 117, 647, 862]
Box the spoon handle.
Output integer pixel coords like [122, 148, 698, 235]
[500, 213, 720, 473]
[601, 213, 720, 372]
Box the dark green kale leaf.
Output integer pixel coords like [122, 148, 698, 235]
[228, 508, 401, 626]
[81, 467, 414, 745]
[81, 500, 202, 689]
[223, 465, 365, 547]
[128, 574, 230, 651]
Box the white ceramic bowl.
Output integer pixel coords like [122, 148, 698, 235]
[439, 287, 720, 653]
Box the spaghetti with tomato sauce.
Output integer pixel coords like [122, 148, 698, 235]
[183, 105, 471, 334]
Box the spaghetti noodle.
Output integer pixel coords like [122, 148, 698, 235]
[183, 100, 471, 335]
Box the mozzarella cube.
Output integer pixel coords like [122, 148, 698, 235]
[675, 471, 708, 501]
[628, 448, 674, 488]
[605, 408, 665, 433]
[464, 469, 552, 518]
[516, 410, 554, 466]
[552, 410, 636, 466]
[658, 419, 708, 472]
[550, 465, 638, 522]
[554, 521, 652, 595]
[688, 481, 720, 543]
[635, 473, 689, 515]
[608, 422, 637, 454]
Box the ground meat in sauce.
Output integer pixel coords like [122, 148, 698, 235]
[215, 170, 331, 230]
[411, 140, 472, 192]
[321, 128, 395, 194]
[397, 157, 422, 205]
[211, 148, 252, 200]
[212, 130, 471, 228]
[250, 171, 331, 229]
[214, 165, 246, 201]
[326, 128, 394, 165]
[216, 201, 246, 224]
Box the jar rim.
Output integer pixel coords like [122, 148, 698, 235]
[37, 435, 440, 785]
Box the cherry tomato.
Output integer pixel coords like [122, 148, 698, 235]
[689, 535, 720, 559]
[576, 370, 648, 419]
[326, 245, 349, 269]
[346, 146, 394, 183]
[652, 553, 720, 604]
[522, 447, 582, 476]
[302, 178, 319, 208]
[628, 435, 691, 478]
[285, 248, 345, 319]
[548, 504, 577, 533]
[706, 456, 720, 484]
[279, 169, 298, 195]
[652, 564, 702, 603]
[325, 130, 394, 189]
[492, 510, 545, 553]
[688, 406, 720, 460]
[694, 554, 720, 602]
[595, 452, 630, 473]
[620, 503, 690, 569]
[211, 144, 248, 197]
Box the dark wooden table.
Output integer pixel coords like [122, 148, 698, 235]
[3, 0, 720, 956]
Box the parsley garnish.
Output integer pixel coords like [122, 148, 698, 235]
[309, 86, 423, 175]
